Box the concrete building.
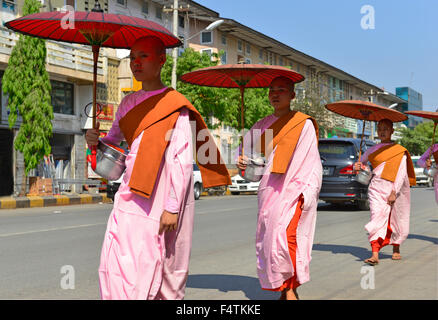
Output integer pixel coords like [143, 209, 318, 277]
[396, 86, 423, 128]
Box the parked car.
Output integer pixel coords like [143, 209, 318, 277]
[107, 173, 123, 201]
[229, 173, 261, 195]
[411, 155, 434, 187]
[107, 163, 204, 201]
[318, 138, 375, 210]
[193, 163, 203, 200]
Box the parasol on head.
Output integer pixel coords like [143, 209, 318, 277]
[180, 63, 305, 156]
[405, 110, 438, 167]
[325, 100, 408, 160]
[5, 1, 181, 169]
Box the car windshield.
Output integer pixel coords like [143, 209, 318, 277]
[319, 141, 356, 160]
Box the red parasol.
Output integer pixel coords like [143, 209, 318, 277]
[180, 63, 304, 155]
[325, 100, 408, 159]
[5, 1, 181, 169]
[405, 110, 438, 161]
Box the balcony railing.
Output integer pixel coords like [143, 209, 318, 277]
[0, 26, 103, 76]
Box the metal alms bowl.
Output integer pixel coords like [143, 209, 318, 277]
[424, 165, 438, 178]
[240, 156, 266, 182]
[356, 168, 372, 185]
[94, 140, 128, 181]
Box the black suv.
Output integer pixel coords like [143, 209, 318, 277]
[318, 138, 375, 210]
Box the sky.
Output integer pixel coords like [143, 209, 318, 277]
[196, 0, 437, 111]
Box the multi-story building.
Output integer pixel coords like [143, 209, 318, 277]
[396, 87, 423, 128]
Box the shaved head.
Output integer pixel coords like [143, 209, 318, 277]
[132, 36, 166, 56]
[270, 76, 295, 91]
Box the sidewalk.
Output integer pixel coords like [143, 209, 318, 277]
[0, 192, 112, 209]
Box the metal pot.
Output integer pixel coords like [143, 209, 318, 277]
[356, 168, 372, 185]
[93, 140, 128, 181]
[240, 156, 266, 182]
[424, 165, 438, 178]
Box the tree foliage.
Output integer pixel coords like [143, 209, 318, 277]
[291, 72, 337, 137]
[396, 121, 436, 156]
[161, 49, 272, 130]
[3, 0, 53, 176]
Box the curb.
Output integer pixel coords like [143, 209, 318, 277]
[0, 193, 112, 210]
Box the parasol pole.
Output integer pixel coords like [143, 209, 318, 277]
[428, 121, 437, 161]
[90, 44, 100, 170]
[240, 85, 245, 157]
[358, 119, 366, 164]
[91, 45, 100, 129]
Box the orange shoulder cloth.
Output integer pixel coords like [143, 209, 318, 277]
[367, 143, 416, 186]
[259, 111, 318, 174]
[118, 88, 231, 199]
[433, 149, 438, 163]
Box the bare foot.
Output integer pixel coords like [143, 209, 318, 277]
[392, 246, 402, 260]
[280, 289, 298, 300]
[364, 252, 379, 266]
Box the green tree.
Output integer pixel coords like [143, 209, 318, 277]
[161, 49, 272, 130]
[3, 0, 53, 194]
[396, 121, 435, 156]
[291, 71, 337, 137]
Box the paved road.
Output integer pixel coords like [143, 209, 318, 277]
[0, 187, 436, 299]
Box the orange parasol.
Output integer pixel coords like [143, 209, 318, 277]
[325, 100, 408, 160]
[181, 63, 304, 156]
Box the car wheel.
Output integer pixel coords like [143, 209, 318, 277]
[427, 179, 433, 188]
[194, 183, 201, 200]
[357, 199, 370, 211]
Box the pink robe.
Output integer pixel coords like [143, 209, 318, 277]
[417, 144, 438, 204]
[239, 114, 322, 289]
[98, 88, 194, 300]
[360, 143, 411, 245]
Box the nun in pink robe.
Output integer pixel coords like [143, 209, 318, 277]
[417, 144, 438, 203]
[360, 143, 411, 248]
[98, 87, 195, 300]
[238, 114, 322, 289]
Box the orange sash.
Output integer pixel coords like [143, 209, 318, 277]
[259, 111, 318, 174]
[119, 88, 231, 198]
[368, 143, 416, 186]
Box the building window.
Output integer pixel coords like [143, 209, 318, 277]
[155, 4, 162, 20]
[237, 40, 243, 52]
[259, 49, 263, 60]
[245, 43, 251, 55]
[279, 57, 283, 66]
[2, 0, 15, 13]
[200, 48, 213, 61]
[51, 80, 74, 115]
[200, 31, 212, 44]
[221, 33, 227, 45]
[245, 57, 251, 64]
[116, 0, 126, 7]
[220, 51, 227, 64]
[141, 1, 148, 15]
[178, 15, 185, 28]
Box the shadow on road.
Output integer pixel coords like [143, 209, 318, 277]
[317, 203, 361, 212]
[407, 234, 438, 244]
[312, 243, 392, 261]
[186, 274, 278, 300]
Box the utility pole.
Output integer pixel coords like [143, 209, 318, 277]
[171, 0, 178, 89]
